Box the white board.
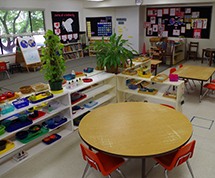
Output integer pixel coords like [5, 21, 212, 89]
[17, 36, 41, 65]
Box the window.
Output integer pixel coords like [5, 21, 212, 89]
[0, 9, 45, 55]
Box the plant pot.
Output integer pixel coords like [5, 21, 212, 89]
[49, 80, 63, 91]
[106, 66, 118, 74]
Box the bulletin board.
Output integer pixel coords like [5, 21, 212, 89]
[86, 16, 112, 38]
[51, 11, 80, 43]
[145, 6, 212, 39]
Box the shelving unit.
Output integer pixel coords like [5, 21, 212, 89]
[0, 69, 185, 175]
[117, 73, 184, 111]
[63, 42, 83, 60]
[166, 42, 185, 65]
[88, 37, 109, 56]
[0, 91, 73, 175]
[0, 72, 116, 176]
[64, 72, 116, 129]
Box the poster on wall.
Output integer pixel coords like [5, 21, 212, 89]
[17, 36, 41, 65]
[51, 11, 80, 43]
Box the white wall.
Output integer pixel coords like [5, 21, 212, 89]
[1, 0, 214, 60]
[114, 7, 140, 52]
[84, 0, 215, 56]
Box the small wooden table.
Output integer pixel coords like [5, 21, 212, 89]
[79, 102, 193, 178]
[173, 65, 215, 101]
[151, 59, 162, 75]
[201, 48, 215, 66]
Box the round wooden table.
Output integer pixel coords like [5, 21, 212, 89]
[79, 102, 193, 178]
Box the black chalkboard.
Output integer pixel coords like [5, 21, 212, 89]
[146, 6, 212, 39]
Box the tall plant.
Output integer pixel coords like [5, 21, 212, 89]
[41, 30, 66, 83]
[93, 33, 136, 73]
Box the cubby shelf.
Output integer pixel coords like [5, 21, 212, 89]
[0, 69, 185, 175]
[117, 73, 184, 111]
[0, 71, 116, 176]
[63, 42, 84, 60]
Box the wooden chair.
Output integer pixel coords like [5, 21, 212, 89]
[146, 140, 196, 178]
[187, 42, 199, 60]
[80, 143, 126, 178]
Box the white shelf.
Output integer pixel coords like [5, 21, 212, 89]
[0, 91, 68, 121]
[0, 72, 116, 176]
[0, 128, 73, 176]
[118, 88, 176, 102]
[0, 105, 69, 140]
[72, 93, 115, 119]
[117, 71, 184, 111]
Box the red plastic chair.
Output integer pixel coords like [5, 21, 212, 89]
[0, 62, 10, 79]
[160, 104, 175, 109]
[146, 140, 196, 178]
[80, 144, 126, 178]
[201, 83, 215, 101]
[169, 67, 176, 74]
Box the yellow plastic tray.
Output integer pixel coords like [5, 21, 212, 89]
[0, 140, 15, 155]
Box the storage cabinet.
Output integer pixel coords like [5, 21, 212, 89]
[0, 72, 116, 176]
[166, 43, 185, 65]
[117, 73, 184, 111]
[63, 42, 83, 60]
[0, 91, 73, 175]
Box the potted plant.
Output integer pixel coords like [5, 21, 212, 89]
[93, 33, 136, 73]
[40, 30, 66, 92]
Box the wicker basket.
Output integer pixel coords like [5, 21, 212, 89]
[19, 86, 33, 94]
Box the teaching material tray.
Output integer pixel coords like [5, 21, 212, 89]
[0, 140, 15, 155]
[16, 127, 49, 144]
[28, 92, 53, 104]
[42, 134, 61, 145]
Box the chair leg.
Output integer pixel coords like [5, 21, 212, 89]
[145, 162, 159, 177]
[186, 161, 195, 178]
[108, 175, 112, 178]
[5, 71, 10, 79]
[191, 80, 196, 87]
[116, 168, 126, 178]
[82, 163, 90, 178]
[164, 169, 168, 178]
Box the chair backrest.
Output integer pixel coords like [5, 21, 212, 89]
[189, 42, 199, 52]
[172, 140, 196, 168]
[160, 104, 175, 109]
[0, 62, 7, 72]
[179, 64, 183, 68]
[169, 67, 176, 74]
[80, 144, 103, 172]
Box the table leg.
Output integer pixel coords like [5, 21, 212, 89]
[199, 81, 203, 102]
[209, 51, 212, 66]
[142, 158, 146, 178]
[201, 49, 204, 64]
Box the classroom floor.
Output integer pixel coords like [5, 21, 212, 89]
[1, 57, 215, 178]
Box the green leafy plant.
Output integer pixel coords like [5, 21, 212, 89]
[40, 30, 66, 83]
[93, 33, 137, 73]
